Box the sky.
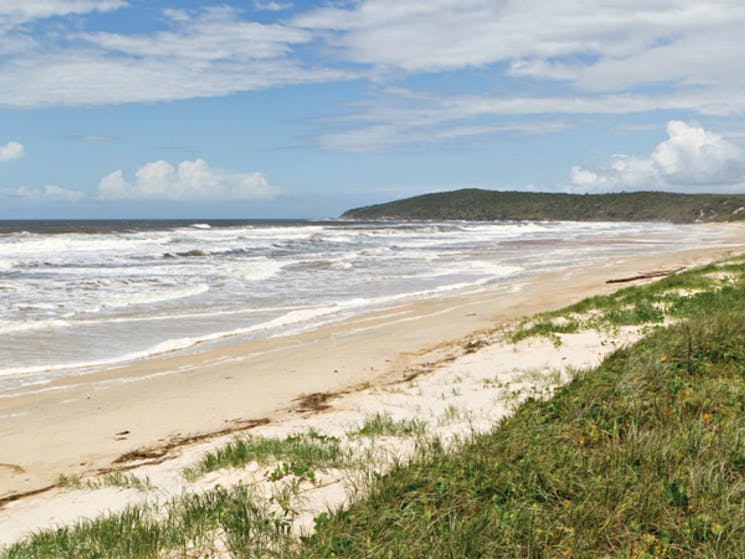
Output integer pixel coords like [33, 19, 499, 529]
[2, 1, 745, 219]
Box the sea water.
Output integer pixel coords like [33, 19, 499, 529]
[0, 219, 728, 391]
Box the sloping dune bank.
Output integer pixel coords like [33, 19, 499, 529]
[1, 224, 744, 553]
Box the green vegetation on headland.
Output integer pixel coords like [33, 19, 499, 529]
[341, 188, 745, 222]
[6, 257, 745, 558]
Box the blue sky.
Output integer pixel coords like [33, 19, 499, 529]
[2, 0, 745, 218]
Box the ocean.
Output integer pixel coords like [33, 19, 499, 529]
[0, 219, 728, 392]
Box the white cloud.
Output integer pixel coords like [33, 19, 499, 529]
[97, 159, 279, 200]
[0, 1, 126, 33]
[0, 52, 347, 107]
[294, 0, 745, 148]
[311, 81, 745, 152]
[570, 121, 745, 192]
[0, 0, 742, 155]
[0, 6, 349, 107]
[312, 87, 724, 152]
[293, 1, 745, 152]
[0, 0, 742, 118]
[0, 140, 23, 161]
[72, 134, 114, 143]
[9, 185, 85, 202]
[81, 7, 308, 61]
[296, 0, 745, 92]
[254, 1, 292, 11]
[161, 8, 189, 22]
[615, 123, 660, 133]
[318, 119, 571, 152]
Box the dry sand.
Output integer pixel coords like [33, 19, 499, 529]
[1, 228, 744, 547]
[0, 322, 639, 548]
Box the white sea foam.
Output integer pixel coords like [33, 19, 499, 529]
[0, 304, 344, 383]
[71, 304, 309, 326]
[0, 304, 315, 341]
[0, 318, 71, 335]
[0, 219, 729, 392]
[220, 259, 285, 282]
[256, 306, 342, 330]
[1, 234, 162, 258]
[469, 262, 524, 278]
[99, 284, 209, 309]
[0, 337, 209, 381]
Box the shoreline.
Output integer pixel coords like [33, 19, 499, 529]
[1, 230, 744, 503]
[0, 221, 729, 394]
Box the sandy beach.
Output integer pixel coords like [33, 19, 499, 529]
[1, 227, 744, 548]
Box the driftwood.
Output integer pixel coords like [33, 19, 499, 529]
[606, 266, 685, 284]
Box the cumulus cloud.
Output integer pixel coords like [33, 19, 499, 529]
[97, 159, 279, 200]
[0, 140, 23, 161]
[9, 185, 85, 202]
[570, 121, 745, 192]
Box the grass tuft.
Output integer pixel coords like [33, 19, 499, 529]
[1, 484, 293, 559]
[183, 430, 347, 482]
[347, 412, 427, 438]
[56, 472, 154, 492]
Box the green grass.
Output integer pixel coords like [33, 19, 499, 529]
[347, 412, 427, 438]
[56, 472, 154, 492]
[509, 260, 745, 344]
[183, 429, 348, 482]
[1, 484, 293, 559]
[294, 257, 745, 558]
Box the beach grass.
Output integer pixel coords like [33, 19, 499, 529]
[347, 412, 427, 438]
[56, 472, 154, 492]
[1, 484, 294, 559]
[183, 429, 348, 482]
[509, 259, 745, 344]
